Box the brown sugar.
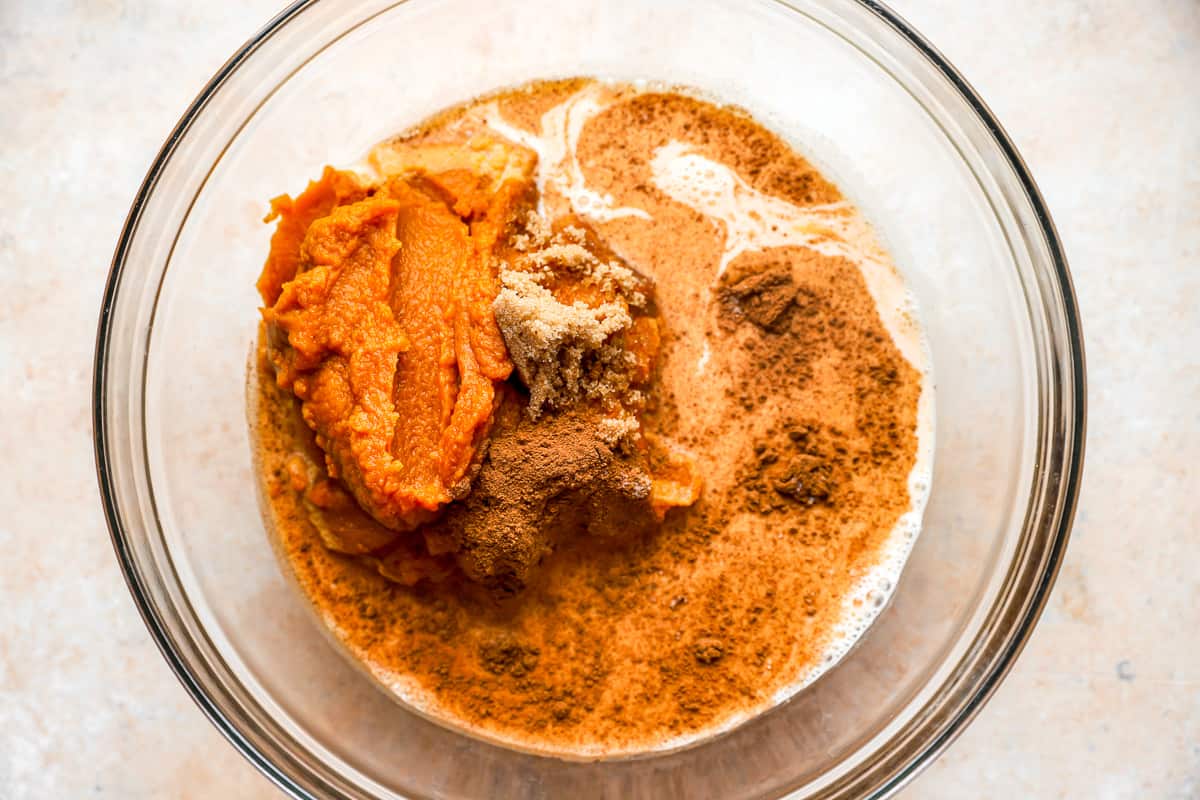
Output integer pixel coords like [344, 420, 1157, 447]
[252, 78, 924, 756]
[494, 218, 654, 419]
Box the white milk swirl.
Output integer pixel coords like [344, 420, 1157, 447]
[476, 85, 650, 223]
[649, 139, 925, 371]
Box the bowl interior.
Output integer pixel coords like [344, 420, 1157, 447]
[98, 1, 1077, 798]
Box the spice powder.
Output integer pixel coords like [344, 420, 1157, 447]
[253, 78, 924, 757]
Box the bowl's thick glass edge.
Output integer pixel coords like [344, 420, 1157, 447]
[90, 0, 1086, 798]
[91, 2, 319, 798]
[834, 2, 1086, 798]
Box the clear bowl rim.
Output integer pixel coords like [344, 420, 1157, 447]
[92, 0, 1087, 797]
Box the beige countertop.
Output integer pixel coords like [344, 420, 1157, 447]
[1, 0, 1197, 797]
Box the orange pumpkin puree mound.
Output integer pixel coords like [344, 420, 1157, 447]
[259, 135, 537, 536]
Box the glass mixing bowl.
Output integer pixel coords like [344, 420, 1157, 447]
[93, 0, 1085, 797]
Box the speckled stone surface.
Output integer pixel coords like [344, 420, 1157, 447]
[1, 1, 1197, 797]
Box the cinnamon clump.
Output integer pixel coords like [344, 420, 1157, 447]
[419, 398, 661, 595]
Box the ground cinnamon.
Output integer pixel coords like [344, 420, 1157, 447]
[253, 79, 923, 756]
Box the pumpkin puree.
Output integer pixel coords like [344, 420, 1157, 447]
[260, 136, 535, 536]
